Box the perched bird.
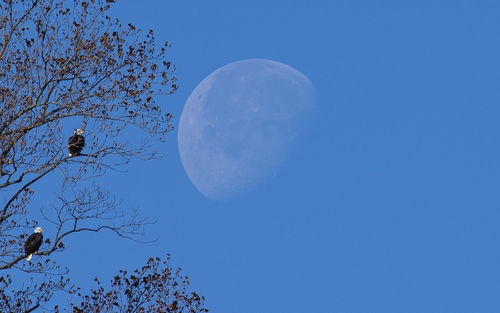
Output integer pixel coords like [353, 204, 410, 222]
[24, 227, 43, 261]
[67, 128, 85, 157]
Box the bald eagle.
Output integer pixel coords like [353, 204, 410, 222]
[68, 128, 85, 157]
[24, 227, 43, 261]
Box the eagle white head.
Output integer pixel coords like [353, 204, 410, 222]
[34, 227, 43, 233]
[74, 128, 84, 135]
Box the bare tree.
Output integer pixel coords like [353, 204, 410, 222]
[0, 0, 201, 312]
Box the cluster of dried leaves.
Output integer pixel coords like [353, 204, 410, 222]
[71, 256, 208, 313]
[0, 0, 207, 312]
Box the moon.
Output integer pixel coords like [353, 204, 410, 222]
[178, 59, 315, 200]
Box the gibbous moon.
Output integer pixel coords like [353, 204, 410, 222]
[178, 59, 315, 200]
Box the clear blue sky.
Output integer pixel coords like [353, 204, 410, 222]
[32, 1, 500, 312]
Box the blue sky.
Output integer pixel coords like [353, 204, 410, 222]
[27, 0, 500, 312]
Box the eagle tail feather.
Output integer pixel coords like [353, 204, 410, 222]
[26, 254, 32, 261]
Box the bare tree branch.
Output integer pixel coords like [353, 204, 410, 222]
[0, 0, 189, 311]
